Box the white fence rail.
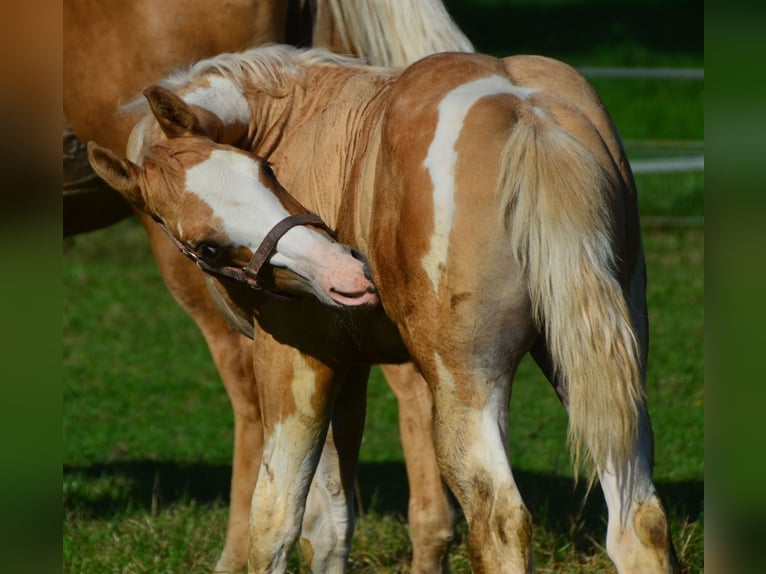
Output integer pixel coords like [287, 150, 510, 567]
[578, 67, 704, 80]
[578, 67, 704, 175]
[630, 156, 704, 174]
[575, 68, 704, 226]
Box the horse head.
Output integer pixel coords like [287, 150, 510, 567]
[87, 87, 378, 309]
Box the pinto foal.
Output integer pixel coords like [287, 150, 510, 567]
[66, 1, 471, 571]
[89, 46, 680, 573]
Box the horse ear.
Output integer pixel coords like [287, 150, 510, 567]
[143, 85, 222, 140]
[86, 142, 146, 209]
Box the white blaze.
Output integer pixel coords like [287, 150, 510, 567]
[184, 150, 327, 269]
[421, 75, 536, 289]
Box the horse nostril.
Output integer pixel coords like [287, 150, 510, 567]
[349, 247, 375, 283]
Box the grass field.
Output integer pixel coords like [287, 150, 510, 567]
[64, 1, 703, 572]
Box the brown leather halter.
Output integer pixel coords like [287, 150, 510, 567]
[158, 212, 335, 292]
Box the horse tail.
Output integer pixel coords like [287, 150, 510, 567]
[500, 107, 644, 477]
[314, 0, 474, 67]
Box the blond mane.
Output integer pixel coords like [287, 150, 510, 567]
[123, 45, 379, 162]
[123, 45, 371, 116]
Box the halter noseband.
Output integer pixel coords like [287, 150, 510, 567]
[158, 212, 335, 292]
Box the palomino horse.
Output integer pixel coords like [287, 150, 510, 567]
[64, 0, 473, 234]
[88, 46, 681, 573]
[65, 1, 469, 571]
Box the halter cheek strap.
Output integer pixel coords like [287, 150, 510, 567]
[157, 212, 335, 292]
[244, 212, 333, 280]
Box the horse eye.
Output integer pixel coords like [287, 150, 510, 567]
[260, 159, 276, 180]
[197, 242, 223, 261]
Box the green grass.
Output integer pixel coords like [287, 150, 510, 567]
[63, 186, 703, 573]
[64, 1, 703, 570]
[64, 221, 703, 572]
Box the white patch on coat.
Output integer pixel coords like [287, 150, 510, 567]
[476, 383, 512, 477]
[302, 427, 354, 572]
[251, 413, 319, 569]
[183, 75, 251, 126]
[421, 75, 536, 289]
[600, 410, 656, 529]
[247, 355, 322, 568]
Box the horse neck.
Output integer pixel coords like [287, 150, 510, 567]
[244, 65, 394, 245]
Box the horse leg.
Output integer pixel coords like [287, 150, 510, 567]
[530, 248, 680, 573]
[531, 349, 680, 574]
[599, 248, 680, 573]
[599, 407, 680, 573]
[422, 356, 533, 573]
[300, 364, 369, 572]
[380, 363, 454, 574]
[139, 214, 261, 573]
[532, 340, 679, 573]
[247, 328, 345, 574]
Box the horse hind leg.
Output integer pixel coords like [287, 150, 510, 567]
[599, 407, 680, 574]
[300, 430, 353, 573]
[531, 335, 679, 573]
[424, 356, 534, 573]
[597, 247, 679, 573]
[529, 248, 680, 573]
[381, 363, 454, 574]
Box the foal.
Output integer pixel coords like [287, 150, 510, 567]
[89, 46, 680, 573]
[66, 1, 469, 571]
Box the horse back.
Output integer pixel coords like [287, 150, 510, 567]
[373, 52, 641, 285]
[369, 52, 643, 357]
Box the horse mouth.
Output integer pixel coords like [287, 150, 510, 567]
[329, 286, 379, 307]
[268, 265, 379, 308]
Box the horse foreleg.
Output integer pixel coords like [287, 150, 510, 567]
[381, 363, 454, 574]
[300, 364, 369, 572]
[248, 331, 343, 574]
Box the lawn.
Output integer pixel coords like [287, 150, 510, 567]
[63, 223, 703, 573]
[64, 1, 703, 572]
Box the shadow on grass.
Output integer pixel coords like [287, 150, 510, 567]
[444, 0, 702, 58]
[64, 459, 702, 548]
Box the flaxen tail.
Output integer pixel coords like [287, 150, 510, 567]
[500, 108, 644, 476]
[315, 0, 473, 67]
